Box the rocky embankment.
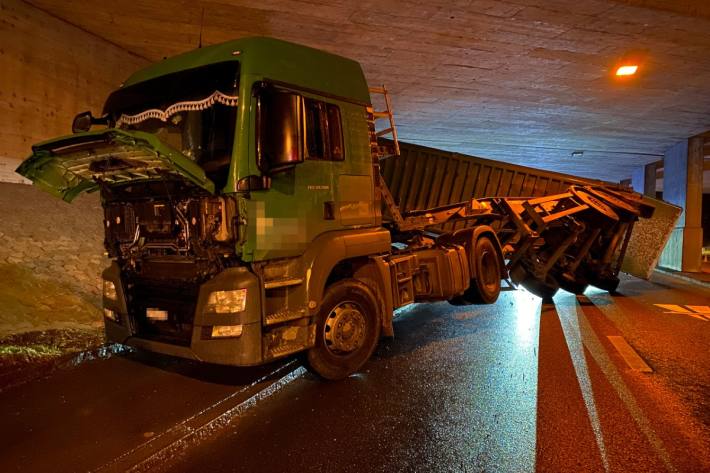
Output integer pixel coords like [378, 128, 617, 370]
[0, 182, 109, 388]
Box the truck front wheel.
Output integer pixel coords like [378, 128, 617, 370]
[307, 279, 381, 380]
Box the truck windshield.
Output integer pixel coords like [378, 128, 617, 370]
[103, 61, 240, 188]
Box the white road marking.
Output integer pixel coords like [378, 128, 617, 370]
[654, 304, 692, 313]
[686, 305, 710, 314]
[607, 336, 653, 373]
[566, 298, 676, 472]
[667, 312, 707, 321]
[653, 304, 708, 321]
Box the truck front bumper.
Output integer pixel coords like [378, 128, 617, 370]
[102, 264, 264, 366]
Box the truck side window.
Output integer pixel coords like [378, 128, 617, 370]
[327, 104, 344, 161]
[305, 100, 326, 159]
[304, 98, 345, 161]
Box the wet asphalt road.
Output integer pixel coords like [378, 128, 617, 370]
[1, 273, 709, 472]
[0, 349, 296, 472]
[171, 274, 710, 473]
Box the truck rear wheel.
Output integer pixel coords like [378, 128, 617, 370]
[559, 278, 588, 295]
[307, 279, 381, 380]
[522, 274, 559, 301]
[588, 275, 620, 293]
[558, 272, 588, 295]
[461, 235, 502, 304]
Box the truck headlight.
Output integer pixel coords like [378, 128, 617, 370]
[103, 280, 117, 301]
[206, 289, 247, 313]
[211, 325, 243, 338]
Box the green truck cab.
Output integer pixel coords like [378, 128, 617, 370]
[20, 37, 492, 379]
[20, 37, 655, 379]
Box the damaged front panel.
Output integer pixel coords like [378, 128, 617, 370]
[16, 129, 216, 202]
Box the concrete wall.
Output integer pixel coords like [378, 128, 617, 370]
[0, 0, 147, 183]
[0, 0, 145, 335]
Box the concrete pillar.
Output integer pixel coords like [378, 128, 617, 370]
[631, 162, 657, 197]
[659, 136, 704, 271]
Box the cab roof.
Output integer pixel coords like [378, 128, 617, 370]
[121, 37, 371, 105]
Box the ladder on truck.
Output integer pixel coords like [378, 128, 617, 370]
[368, 85, 401, 159]
[368, 86, 491, 232]
[369, 85, 407, 229]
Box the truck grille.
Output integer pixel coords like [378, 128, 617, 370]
[128, 280, 199, 346]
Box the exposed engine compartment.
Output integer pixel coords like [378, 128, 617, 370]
[102, 180, 239, 279]
[101, 180, 242, 345]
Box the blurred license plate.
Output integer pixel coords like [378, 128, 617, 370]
[146, 308, 169, 321]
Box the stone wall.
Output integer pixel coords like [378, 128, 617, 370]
[0, 0, 147, 183]
[0, 183, 107, 336]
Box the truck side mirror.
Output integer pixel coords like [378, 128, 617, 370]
[72, 111, 93, 133]
[72, 111, 109, 134]
[256, 88, 304, 173]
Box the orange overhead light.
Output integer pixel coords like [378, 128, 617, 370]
[615, 64, 638, 76]
[612, 49, 647, 80]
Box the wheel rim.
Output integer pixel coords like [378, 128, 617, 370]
[324, 301, 367, 355]
[479, 248, 499, 293]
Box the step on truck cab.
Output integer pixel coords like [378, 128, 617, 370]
[18, 37, 669, 379]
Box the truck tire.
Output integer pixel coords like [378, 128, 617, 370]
[461, 235, 502, 304]
[558, 272, 588, 295]
[588, 275, 620, 293]
[521, 274, 559, 301]
[511, 262, 559, 300]
[307, 279, 381, 380]
[559, 278, 588, 295]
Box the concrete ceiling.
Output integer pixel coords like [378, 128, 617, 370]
[26, 0, 710, 182]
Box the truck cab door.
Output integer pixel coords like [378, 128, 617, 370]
[303, 98, 377, 228]
[245, 86, 376, 261]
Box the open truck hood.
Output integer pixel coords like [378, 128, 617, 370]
[16, 129, 216, 202]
